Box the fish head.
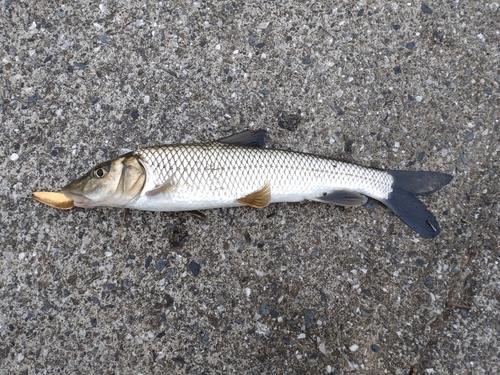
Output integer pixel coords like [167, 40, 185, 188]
[62, 153, 145, 208]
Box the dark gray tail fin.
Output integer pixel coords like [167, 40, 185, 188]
[381, 171, 453, 238]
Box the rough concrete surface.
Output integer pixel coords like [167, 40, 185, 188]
[1, 1, 499, 374]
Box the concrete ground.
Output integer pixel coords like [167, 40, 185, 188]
[1, 1, 499, 374]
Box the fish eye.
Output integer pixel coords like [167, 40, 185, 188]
[93, 167, 107, 179]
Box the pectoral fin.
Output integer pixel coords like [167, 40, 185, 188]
[314, 190, 368, 206]
[237, 182, 271, 208]
[146, 178, 174, 197]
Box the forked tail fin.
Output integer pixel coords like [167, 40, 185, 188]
[380, 171, 453, 238]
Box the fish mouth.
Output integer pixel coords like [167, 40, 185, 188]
[59, 176, 96, 208]
[59, 191, 93, 208]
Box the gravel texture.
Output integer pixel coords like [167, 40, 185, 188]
[1, 1, 499, 374]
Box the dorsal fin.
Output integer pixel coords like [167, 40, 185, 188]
[237, 183, 271, 208]
[218, 129, 266, 148]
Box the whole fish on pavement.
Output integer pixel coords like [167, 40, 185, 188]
[33, 129, 453, 238]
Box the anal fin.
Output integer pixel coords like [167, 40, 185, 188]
[314, 190, 368, 206]
[237, 182, 271, 208]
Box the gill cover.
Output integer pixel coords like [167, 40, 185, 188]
[62, 154, 146, 208]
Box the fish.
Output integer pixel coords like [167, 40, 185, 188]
[33, 129, 453, 238]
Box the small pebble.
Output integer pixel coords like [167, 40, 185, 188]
[304, 309, 315, 329]
[459, 309, 469, 318]
[424, 276, 434, 288]
[28, 94, 41, 103]
[9, 153, 19, 161]
[164, 268, 175, 278]
[370, 344, 379, 352]
[364, 199, 377, 210]
[421, 3, 433, 14]
[189, 260, 201, 276]
[319, 342, 326, 354]
[155, 259, 166, 272]
[349, 344, 359, 352]
[406, 41, 415, 50]
[98, 35, 112, 44]
[261, 302, 270, 316]
[145, 255, 152, 269]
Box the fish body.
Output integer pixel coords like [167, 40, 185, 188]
[40, 130, 452, 238]
[128, 143, 393, 212]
